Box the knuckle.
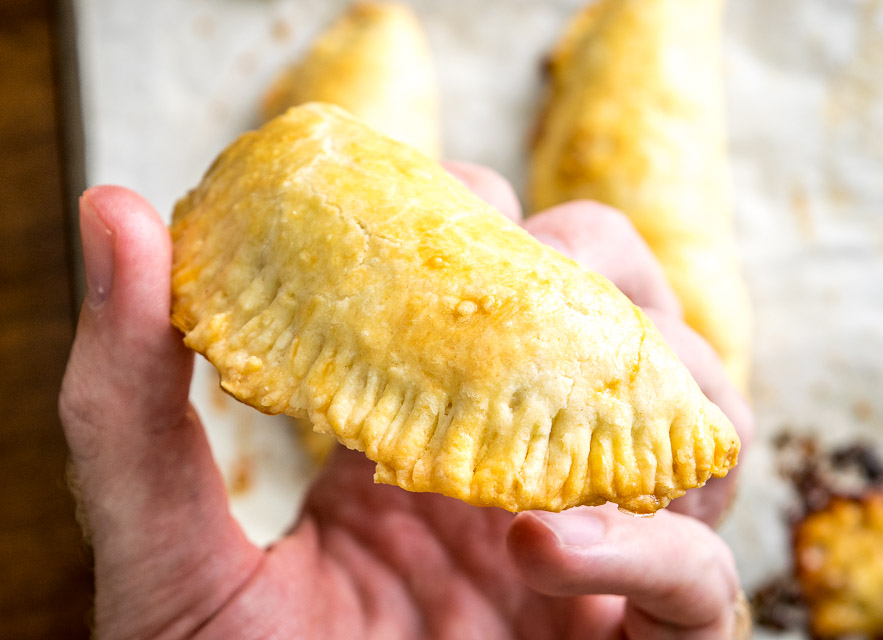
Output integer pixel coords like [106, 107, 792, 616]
[58, 371, 103, 464]
[584, 203, 638, 237]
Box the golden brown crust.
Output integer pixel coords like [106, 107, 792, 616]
[171, 102, 739, 513]
[529, 0, 752, 392]
[795, 493, 883, 637]
[261, 2, 439, 158]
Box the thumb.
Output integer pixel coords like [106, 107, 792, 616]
[507, 506, 744, 640]
[59, 186, 260, 636]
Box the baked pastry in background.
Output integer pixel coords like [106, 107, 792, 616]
[170, 102, 739, 514]
[795, 493, 883, 638]
[261, 1, 440, 158]
[528, 0, 752, 393]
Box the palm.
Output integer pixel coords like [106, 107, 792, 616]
[184, 446, 619, 639]
[295, 449, 601, 638]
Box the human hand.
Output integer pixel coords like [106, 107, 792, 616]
[59, 168, 750, 639]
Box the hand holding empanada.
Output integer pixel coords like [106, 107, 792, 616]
[59, 183, 750, 639]
[171, 103, 740, 514]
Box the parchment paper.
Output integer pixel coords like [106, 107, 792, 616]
[74, 2, 883, 636]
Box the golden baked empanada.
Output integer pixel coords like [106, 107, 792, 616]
[529, 0, 752, 392]
[171, 102, 739, 514]
[795, 494, 883, 637]
[261, 1, 439, 158]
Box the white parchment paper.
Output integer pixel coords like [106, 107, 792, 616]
[74, 2, 883, 636]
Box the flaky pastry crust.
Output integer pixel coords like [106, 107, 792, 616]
[171, 102, 739, 514]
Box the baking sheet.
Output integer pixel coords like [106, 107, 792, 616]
[74, 1, 883, 636]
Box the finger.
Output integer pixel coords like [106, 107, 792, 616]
[523, 201, 681, 315]
[444, 161, 523, 222]
[59, 186, 260, 631]
[508, 506, 742, 639]
[643, 309, 754, 526]
[61, 187, 195, 507]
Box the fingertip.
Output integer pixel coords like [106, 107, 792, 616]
[522, 199, 628, 244]
[522, 201, 613, 266]
[508, 509, 607, 596]
[82, 185, 165, 228]
[507, 511, 557, 559]
[80, 186, 173, 325]
[513, 505, 739, 626]
[69, 185, 188, 414]
[79, 193, 115, 308]
[507, 511, 567, 595]
[444, 161, 523, 222]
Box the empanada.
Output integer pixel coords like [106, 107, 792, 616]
[795, 494, 883, 637]
[171, 102, 739, 514]
[261, 1, 439, 158]
[529, 0, 752, 392]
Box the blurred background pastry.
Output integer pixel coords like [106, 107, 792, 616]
[528, 0, 752, 393]
[261, 1, 440, 158]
